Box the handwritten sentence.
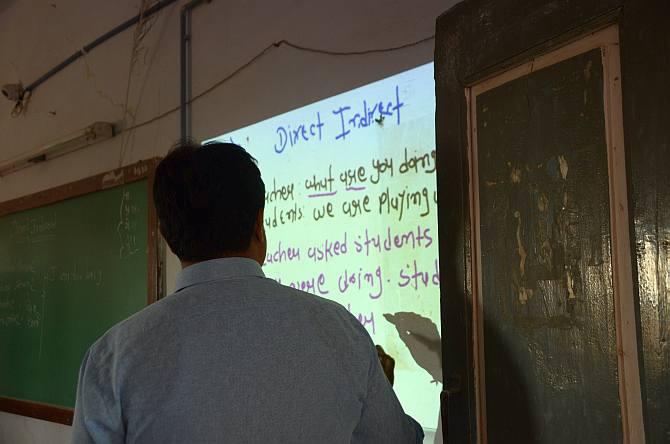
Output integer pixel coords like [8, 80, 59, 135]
[265, 148, 437, 205]
[275, 259, 439, 300]
[265, 224, 434, 265]
[265, 184, 437, 228]
[0, 262, 104, 293]
[10, 214, 57, 244]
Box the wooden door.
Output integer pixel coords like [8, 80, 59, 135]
[467, 27, 640, 443]
[435, 1, 670, 442]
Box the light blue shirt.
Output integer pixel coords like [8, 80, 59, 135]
[72, 257, 423, 443]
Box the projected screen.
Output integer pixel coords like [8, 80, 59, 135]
[206, 63, 441, 431]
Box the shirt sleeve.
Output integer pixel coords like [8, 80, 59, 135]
[71, 347, 125, 444]
[352, 341, 425, 443]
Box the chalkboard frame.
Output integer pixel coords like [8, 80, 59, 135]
[0, 158, 163, 425]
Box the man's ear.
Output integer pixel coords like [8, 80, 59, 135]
[255, 208, 265, 241]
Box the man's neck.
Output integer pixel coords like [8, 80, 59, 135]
[180, 252, 262, 270]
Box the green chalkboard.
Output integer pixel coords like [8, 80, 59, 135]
[0, 159, 161, 424]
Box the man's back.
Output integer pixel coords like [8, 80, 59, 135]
[72, 258, 422, 443]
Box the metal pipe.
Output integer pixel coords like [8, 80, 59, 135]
[25, 0, 179, 94]
[180, 0, 211, 141]
[180, 7, 190, 141]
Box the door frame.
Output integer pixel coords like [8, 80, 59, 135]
[465, 25, 642, 443]
[432, 2, 655, 442]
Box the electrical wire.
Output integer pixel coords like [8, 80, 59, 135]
[117, 0, 165, 167]
[279, 36, 435, 56]
[120, 35, 435, 135]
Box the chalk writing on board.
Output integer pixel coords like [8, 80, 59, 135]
[57, 262, 104, 286]
[10, 215, 57, 244]
[117, 190, 140, 258]
[0, 261, 104, 335]
[38, 286, 46, 360]
[0, 295, 41, 329]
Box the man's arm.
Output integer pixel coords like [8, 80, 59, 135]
[71, 348, 124, 444]
[352, 341, 424, 443]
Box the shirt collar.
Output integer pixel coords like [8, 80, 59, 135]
[174, 257, 265, 293]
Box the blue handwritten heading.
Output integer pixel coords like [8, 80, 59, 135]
[332, 85, 404, 141]
[274, 112, 324, 154]
[269, 85, 405, 154]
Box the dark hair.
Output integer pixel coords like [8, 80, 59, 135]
[153, 141, 265, 262]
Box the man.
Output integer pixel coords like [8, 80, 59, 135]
[72, 142, 423, 443]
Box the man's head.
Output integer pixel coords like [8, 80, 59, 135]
[153, 141, 266, 266]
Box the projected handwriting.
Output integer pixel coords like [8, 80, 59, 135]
[398, 259, 440, 290]
[347, 303, 376, 335]
[274, 112, 325, 154]
[370, 156, 394, 184]
[278, 273, 329, 296]
[378, 186, 434, 221]
[266, 225, 434, 265]
[341, 195, 371, 218]
[353, 225, 433, 256]
[399, 148, 437, 175]
[305, 165, 336, 197]
[340, 166, 367, 190]
[333, 85, 404, 141]
[265, 242, 301, 265]
[312, 202, 335, 221]
[285, 149, 437, 225]
[265, 204, 304, 228]
[266, 179, 295, 204]
[306, 234, 349, 263]
[338, 265, 384, 299]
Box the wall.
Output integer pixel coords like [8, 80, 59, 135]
[0, 0, 451, 441]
